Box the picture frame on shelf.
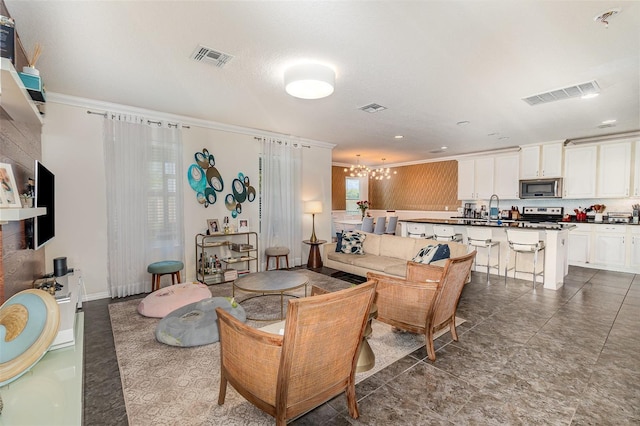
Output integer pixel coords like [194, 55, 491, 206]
[207, 219, 220, 234]
[238, 219, 249, 232]
[0, 163, 21, 208]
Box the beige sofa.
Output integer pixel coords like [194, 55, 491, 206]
[321, 232, 468, 278]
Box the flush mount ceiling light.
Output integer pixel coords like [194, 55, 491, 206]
[284, 63, 335, 99]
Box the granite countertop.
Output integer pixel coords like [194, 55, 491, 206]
[399, 217, 575, 230]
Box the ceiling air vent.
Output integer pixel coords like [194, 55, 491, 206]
[359, 103, 387, 113]
[190, 45, 234, 68]
[523, 81, 600, 106]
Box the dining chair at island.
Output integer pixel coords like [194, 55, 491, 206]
[361, 216, 374, 233]
[373, 216, 386, 235]
[384, 216, 398, 235]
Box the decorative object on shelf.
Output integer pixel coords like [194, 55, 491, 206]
[369, 158, 397, 180]
[0, 289, 61, 386]
[304, 201, 322, 243]
[356, 200, 370, 219]
[207, 219, 220, 235]
[0, 163, 21, 208]
[223, 172, 256, 218]
[284, 62, 335, 99]
[19, 43, 45, 103]
[19, 177, 35, 208]
[238, 219, 249, 232]
[344, 154, 371, 177]
[0, 15, 15, 65]
[187, 148, 224, 207]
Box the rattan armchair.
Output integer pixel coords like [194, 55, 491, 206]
[216, 280, 377, 425]
[367, 251, 476, 361]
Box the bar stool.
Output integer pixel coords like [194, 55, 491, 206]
[504, 229, 545, 287]
[432, 225, 463, 242]
[466, 227, 500, 282]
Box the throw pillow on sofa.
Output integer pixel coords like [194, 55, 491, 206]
[340, 231, 366, 254]
[412, 244, 451, 264]
[335, 232, 343, 252]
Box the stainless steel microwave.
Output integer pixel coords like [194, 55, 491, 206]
[519, 178, 563, 199]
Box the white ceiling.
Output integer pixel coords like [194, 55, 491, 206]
[5, 1, 640, 168]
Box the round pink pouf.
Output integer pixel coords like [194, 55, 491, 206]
[137, 282, 211, 318]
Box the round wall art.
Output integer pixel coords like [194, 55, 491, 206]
[187, 148, 224, 207]
[224, 172, 256, 218]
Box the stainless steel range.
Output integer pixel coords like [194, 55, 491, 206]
[520, 207, 564, 223]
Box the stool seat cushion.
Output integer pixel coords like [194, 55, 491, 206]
[147, 260, 184, 274]
[155, 297, 246, 347]
[265, 246, 290, 256]
[137, 282, 211, 318]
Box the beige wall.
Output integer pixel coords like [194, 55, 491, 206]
[41, 97, 333, 300]
[333, 160, 459, 211]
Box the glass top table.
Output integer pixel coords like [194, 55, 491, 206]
[232, 271, 309, 321]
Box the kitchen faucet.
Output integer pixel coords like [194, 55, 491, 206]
[489, 194, 500, 220]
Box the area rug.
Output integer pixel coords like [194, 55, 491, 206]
[109, 270, 465, 425]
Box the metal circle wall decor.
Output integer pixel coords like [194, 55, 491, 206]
[224, 172, 256, 218]
[187, 148, 224, 208]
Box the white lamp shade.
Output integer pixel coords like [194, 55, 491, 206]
[304, 201, 323, 214]
[284, 63, 335, 99]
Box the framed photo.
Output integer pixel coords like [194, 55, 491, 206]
[238, 218, 249, 232]
[0, 163, 21, 208]
[207, 219, 220, 234]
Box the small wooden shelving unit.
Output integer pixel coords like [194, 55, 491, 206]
[1, 57, 44, 125]
[195, 232, 258, 284]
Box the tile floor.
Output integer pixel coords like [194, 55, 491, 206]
[83, 266, 639, 425]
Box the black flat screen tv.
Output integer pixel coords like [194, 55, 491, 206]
[35, 160, 55, 250]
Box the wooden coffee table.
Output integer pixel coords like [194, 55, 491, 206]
[233, 271, 308, 321]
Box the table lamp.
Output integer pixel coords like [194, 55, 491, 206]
[304, 201, 323, 243]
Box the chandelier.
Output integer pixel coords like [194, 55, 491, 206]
[344, 154, 371, 177]
[370, 158, 397, 180]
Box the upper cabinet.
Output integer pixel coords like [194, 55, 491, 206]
[564, 145, 597, 198]
[520, 142, 563, 179]
[494, 153, 520, 199]
[598, 142, 631, 198]
[634, 141, 640, 197]
[457, 157, 494, 200]
[0, 57, 44, 126]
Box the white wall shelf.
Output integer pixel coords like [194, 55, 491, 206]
[0, 57, 44, 125]
[0, 207, 46, 225]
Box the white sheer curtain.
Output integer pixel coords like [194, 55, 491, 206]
[103, 114, 184, 297]
[260, 137, 302, 268]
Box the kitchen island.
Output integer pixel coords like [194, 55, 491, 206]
[399, 218, 575, 290]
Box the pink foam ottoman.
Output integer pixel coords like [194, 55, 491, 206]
[137, 282, 211, 318]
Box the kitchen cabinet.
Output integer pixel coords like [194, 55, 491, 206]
[630, 228, 640, 267]
[520, 142, 563, 179]
[567, 224, 592, 266]
[597, 142, 631, 198]
[494, 154, 520, 199]
[634, 141, 640, 197]
[592, 225, 626, 267]
[563, 145, 597, 198]
[457, 157, 494, 200]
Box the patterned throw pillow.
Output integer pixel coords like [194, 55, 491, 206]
[412, 244, 451, 264]
[340, 231, 366, 254]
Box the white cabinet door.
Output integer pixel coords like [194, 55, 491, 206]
[520, 145, 540, 179]
[568, 233, 591, 265]
[598, 142, 631, 198]
[593, 226, 626, 267]
[564, 146, 597, 198]
[631, 234, 640, 267]
[474, 157, 495, 199]
[494, 154, 519, 199]
[458, 159, 475, 200]
[633, 141, 640, 197]
[541, 142, 563, 177]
